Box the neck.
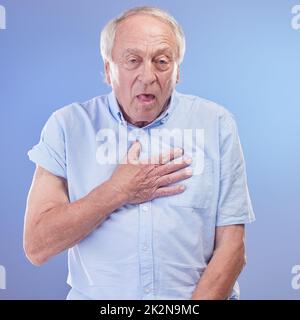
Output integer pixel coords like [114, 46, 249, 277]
[118, 96, 171, 128]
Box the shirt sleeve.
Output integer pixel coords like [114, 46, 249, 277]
[216, 111, 255, 226]
[27, 112, 67, 179]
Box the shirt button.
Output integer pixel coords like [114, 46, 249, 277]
[142, 205, 148, 212]
[135, 130, 144, 139]
[143, 245, 148, 251]
[144, 288, 150, 294]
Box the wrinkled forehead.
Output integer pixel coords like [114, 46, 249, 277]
[113, 14, 177, 54]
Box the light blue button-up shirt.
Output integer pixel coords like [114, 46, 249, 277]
[28, 90, 255, 300]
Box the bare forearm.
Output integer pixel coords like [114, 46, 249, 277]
[25, 180, 127, 265]
[191, 242, 245, 300]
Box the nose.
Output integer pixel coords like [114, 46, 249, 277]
[138, 61, 157, 85]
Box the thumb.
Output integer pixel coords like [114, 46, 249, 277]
[126, 140, 142, 164]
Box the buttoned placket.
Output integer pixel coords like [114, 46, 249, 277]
[110, 97, 175, 299]
[138, 199, 155, 299]
[129, 128, 155, 299]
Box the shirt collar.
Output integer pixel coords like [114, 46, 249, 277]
[107, 90, 178, 129]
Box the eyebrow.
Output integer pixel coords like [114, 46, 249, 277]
[122, 47, 174, 58]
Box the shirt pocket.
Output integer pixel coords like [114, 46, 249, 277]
[167, 158, 214, 209]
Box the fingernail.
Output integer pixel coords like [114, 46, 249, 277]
[179, 185, 186, 191]
[174, 147, 183, 154]
[185, 168, 193, 175]
[185, 157, 192, 164]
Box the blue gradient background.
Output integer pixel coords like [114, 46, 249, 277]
[0, 0, 299, 299]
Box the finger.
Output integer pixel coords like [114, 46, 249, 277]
[144, 147, 183, 165]
[152, 184, 186, 199]
[157, 157, 192, 175]
[126, 140, 141, 164]
[157, 167, 193, 187]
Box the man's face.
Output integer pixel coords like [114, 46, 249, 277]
[105, 14, 179, 127]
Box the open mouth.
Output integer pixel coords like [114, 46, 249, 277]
[136, 94, 156, 104]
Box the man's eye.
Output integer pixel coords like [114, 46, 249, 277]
[129, 58, 138, 64]
[155, 58, 170, 69]
[158, 59, 168, 64]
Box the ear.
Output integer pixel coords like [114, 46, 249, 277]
[176, 65, 180, 84]
[104, 60, 112, 85]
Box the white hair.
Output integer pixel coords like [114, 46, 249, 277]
[100, 6, 186, 65]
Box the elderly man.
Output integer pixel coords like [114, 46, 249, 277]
[24, 6, 255, 300]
